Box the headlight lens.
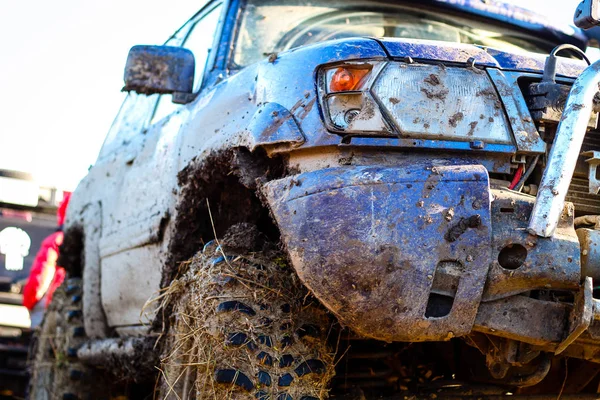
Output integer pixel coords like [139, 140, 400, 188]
[319, 61, 513, 146]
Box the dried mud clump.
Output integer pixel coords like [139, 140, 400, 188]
[220, 222, 265, 254]
[157, 243, 335, 399]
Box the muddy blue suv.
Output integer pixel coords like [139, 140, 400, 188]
[29, 1, 600, 399]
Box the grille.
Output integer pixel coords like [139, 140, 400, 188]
[522, 78, 600, 216]
[567, 178, 600, 215]
[566, 129, 600, 215]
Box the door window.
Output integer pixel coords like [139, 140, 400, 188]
[184, 3, 223, 91]
[98, 93, 159, 160]
[151, 3, 223, 124]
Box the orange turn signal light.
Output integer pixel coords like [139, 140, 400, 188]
[329, 67, 372, 92]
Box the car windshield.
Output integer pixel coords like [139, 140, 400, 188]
[233, 0, 554, 67]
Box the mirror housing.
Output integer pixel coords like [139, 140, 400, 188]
[123, 45, 196, 104]
[575, 0, 600, 29]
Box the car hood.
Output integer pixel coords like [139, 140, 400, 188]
[377, 38, 587, 79]
[425, 0, 587, 48]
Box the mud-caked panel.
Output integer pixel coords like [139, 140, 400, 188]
[264, 163, 492, 342]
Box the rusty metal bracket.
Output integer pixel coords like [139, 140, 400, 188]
[474, 295, 568, 346]
[582, 150, 600, 194]
[555, 277, 594, 355]
[483, 190, 580, 301]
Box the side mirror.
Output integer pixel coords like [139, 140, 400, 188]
[123, 45, 196, 104]
[575, 0, 600, 29]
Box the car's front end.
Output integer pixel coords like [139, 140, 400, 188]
[227, 0, 600, 392]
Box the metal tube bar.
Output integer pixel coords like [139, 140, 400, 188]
[77, 337, 145, 365]
[529, 61, 600, 237]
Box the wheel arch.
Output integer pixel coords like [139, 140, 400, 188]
[161, 147, 288, 289]
[60, 199, 109, 338]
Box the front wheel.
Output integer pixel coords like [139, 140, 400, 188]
[160, 241, 335, 399]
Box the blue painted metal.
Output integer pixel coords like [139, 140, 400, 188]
[263, 163, 493, 342]
[376, 39, 501, 68]
[345, 137, 516, 154]
[426, 0, 587, 49]
[243, 103, 305, 151]
[485, 48, 586, 78]
[377, 39, 587, 79]
[211, 0, 239, 79]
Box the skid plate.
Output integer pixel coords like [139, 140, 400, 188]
[263, 163, 492, 342]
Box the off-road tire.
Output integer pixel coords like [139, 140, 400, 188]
[159, 242, 335, 399]
[28, 278, 107, 400]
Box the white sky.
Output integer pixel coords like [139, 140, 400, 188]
[0, 0, 583, 190]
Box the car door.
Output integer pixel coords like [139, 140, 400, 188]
[98, 2, 225, 329]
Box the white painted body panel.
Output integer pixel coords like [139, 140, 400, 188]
[97, 111, 188, 329]
[101, 244, 163, 327]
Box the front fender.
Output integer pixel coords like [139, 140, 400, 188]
[263, 163, 492, 342]
[241, 102, 305, 152]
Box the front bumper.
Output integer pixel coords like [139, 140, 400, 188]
[263, 162, 581, 343]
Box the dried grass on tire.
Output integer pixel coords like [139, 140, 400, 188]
[157, 245, 335, 399]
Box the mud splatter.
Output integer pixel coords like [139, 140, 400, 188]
[467, 121, 478, 136]
[421, 87, 449, 101]
[445, 215, 482, 242]
[424, 74, 441, 86]
[448, 112, 464, 128]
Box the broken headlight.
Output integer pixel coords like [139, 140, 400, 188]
[318, 61, 514, 146]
